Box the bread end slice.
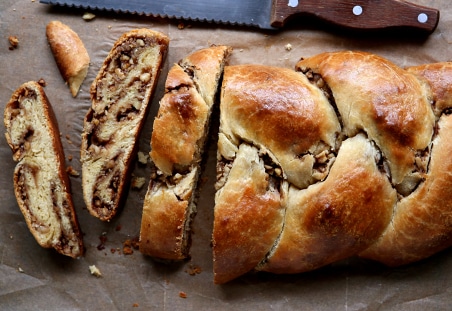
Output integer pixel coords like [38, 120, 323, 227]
[46, 20, 90, 97]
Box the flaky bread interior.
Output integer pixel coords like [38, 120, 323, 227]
[4, 81, 83, 258]
[81, 29, 169, 221]
[213, 53, 452, 284]
[139, 45, 232, 260]
[46, 20, 90, 97]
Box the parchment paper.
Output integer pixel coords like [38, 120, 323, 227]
[1, 0, 452, 310]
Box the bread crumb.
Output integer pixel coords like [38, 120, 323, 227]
[178, 22, 185, 29]
[285, 43, 293, 51]
[123, 236, 140, 255]
[185, 264, 202, 276]
[89, 265, 102, 277]
[131, 236, 139, 249]
[123, 242, 134, 255]
[18, 267, 24, 273]
[97, 232, 107, 251]
[82, 12, 96, 21]
[67, 154, 73, 161]
[179, 291, 187, 298]
[137, 151, 149, 164]
[65, 134, 73, 144]
[37, 78, 47, 87]
[66, 166, 80, 177]
[132, 303, 139, 308]
[8, 35, 19, 50]
[131, 176, 146, 190]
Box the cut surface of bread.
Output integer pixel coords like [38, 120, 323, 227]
[4, 81, 84, 258]
[212, 53, 452, 284]
[46, 20, 90, 97]
[81, 29, 169, 221]
[139, 45, 232, 260]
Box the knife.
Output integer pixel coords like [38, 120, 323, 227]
[40, 0, 440, 34]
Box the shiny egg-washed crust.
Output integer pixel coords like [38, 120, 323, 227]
[81, 29, 169, 221]
[213, 51, 452, 284]
[46, 20, 90, 97]
[139, 46, 232, 260]
[4, 81, 84, 258]
[360, 62, 452, 266]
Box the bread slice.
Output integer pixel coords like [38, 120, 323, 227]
[4, 81, 84, 258]
[81, 29, 169, 221]
[139, 45, 232, 260]
[46, 20, 90, 97]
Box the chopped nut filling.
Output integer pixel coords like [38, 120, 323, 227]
[82, 34, 167, 220]
[299, 66, 434, 197]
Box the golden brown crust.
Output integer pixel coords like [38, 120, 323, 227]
[180, 46, 233, 107]
[139, 169, 196, 260]
[81, 29, 169, 221]
[360, 114, 452, 266]
[359, 63, 452, 266]
[150, 69, 208, 175]
[214, 64, 344, 283]
[219, 64, 340, 190]
[213, 144, 284, 284]
[259, 135, 395, 274]
[151, 45, 233, 175]
[296, 51, 435, 191]
[139, 45, 232, 260]
[406, 62, 452, 115]
[46, 21, 90, 97]
[213, 52, 452, 283]
[4, 81, 83, 258]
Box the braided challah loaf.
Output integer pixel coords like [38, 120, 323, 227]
[213, 51, 452, 284]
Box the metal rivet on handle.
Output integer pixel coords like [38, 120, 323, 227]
[352, 5, 363, 16]
[418, 13, 428, 23]
[288, 0, 298, 8]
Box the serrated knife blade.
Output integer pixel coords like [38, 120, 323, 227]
[39, 0, 440, 33]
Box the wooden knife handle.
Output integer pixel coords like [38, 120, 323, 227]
[271, 0, 439, 33]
